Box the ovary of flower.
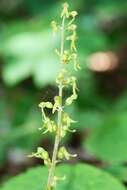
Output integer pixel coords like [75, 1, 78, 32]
[71, 77, 78, 94]
[72, 53, 81, 71]
[52, 96, 62, 113]
[65, 77, 78, 106]
[65, 93, 77, 106]
[73, 83, 77, 95]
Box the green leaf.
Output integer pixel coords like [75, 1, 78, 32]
[65, 105, 104, 129]
[2, 31, 60, 87]
[104, 165, 127, 182]
[85, 112, 127, 163]
[1, 164, 126, 190]
[95, 0, 127, 19]
[0, 110, 42, 166]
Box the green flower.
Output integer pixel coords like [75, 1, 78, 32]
[58, 146, 77, 160]
[28, 147, 51, 166]
[61, 2, 69, 18]
[39, 118, 57, 134]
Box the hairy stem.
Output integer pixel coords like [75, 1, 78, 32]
[46, 16, 65, 190]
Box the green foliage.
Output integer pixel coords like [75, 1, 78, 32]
[2, 31, 60, 87]
[1, 164, 126, 190]
[0, 94, 42, 165]
[1, 0, 126, 87]
[104, 165, 127, 182]
[95, 0, 127, 18]
[0, 120, 41, 166]
[85, 112, 127, 163]
[66, 105, 104, 130]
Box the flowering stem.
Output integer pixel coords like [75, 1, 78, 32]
[46, 16, 65, 190]
[29, 3, 79, 190]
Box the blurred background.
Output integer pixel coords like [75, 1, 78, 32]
[0, 0, 127, 186]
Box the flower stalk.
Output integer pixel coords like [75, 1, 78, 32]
[46, 14, 66, 190]
[29, 3, 80, 190]
[46, 84, 63, 189]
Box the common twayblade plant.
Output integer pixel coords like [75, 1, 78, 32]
[29, 2, 80, 190]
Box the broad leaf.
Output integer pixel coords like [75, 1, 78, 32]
[104, 165, 127, 182]
[85, 112, 127, 163]
[2, 31, 60, 87]
[1, 164, 126, 190]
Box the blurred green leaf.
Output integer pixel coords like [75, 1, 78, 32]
[1, 164, 126, 190]
[0, 96, 42, 166]
[85, 112, 127, 163]
[66, 105, 104, 130]
[104, 165, 127, 182]
[2, 31, 60, 87]
[95, 0, 127, 19]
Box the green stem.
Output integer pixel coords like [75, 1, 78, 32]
[46, 16, 65, 190]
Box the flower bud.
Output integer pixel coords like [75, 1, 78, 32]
[61, 3, 69, 18]
[53, 96, 62, 113]
[51, 21, 58, 32]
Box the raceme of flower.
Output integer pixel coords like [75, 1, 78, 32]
[29, 2, 80, 190]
